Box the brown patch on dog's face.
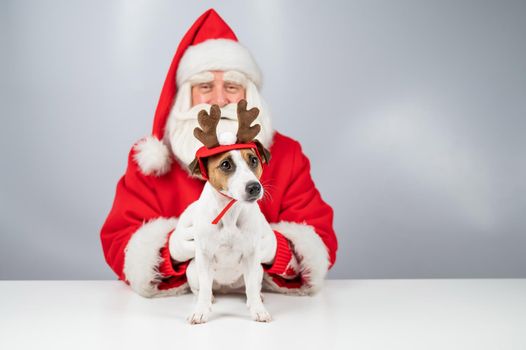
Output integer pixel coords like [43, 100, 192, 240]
[240, 149, 263, 179]
[206, 152, 235, 191]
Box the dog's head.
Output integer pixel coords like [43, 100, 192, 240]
[188, 100, 271, 202]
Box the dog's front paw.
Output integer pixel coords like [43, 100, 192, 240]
[250, 306, 272, 322]
[187, 307, 211, 325]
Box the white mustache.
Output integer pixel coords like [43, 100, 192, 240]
[169, 114, 240, 167]
[174, 103, 239, 121]
[167, 99, 273, 167]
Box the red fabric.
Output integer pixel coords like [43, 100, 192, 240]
[262, 231, 293, 275]
[158, 230, 191, 290]
[152, 9, 237, 140]
[100, 132, 338, 291]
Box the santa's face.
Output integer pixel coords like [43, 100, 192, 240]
[164, 70, 274, 170]
[191, 71, 245, 107]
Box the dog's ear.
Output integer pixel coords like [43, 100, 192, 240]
[254, 139, 271, 164]
[188, 157, 203, 178]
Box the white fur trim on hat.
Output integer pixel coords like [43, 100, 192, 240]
[176, 39, 262, 88]
[133, 136, 172, 176]
[263, 221, 331, 296]
[123, 217, 190, 298]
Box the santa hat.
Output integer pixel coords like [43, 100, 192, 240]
[134, 9, 262, 176]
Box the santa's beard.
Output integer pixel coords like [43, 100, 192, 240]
[164, 102, 274, 168]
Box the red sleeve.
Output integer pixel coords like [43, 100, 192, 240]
[100, 147, 186, 295]
[267, 141, 338, 291]
[262, 230, 302, 281]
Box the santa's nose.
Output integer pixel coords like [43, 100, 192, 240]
[211, 89, 228, 107]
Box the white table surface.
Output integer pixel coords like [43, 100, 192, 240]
[1, 279, 525, 350]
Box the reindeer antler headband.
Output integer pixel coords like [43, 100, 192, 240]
[189, 99, 271, 179]
[193, 100, 262, 147]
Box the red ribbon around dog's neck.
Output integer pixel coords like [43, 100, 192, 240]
[211, 191, 237, 225]
[211, 199, 237, 224]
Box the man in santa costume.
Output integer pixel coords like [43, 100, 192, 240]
[100, 9, 338, 297]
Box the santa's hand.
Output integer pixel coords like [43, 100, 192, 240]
[169, 226, 196, 263]
[259, 228, 277, 265]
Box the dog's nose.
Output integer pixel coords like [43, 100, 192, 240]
[245, 182, 261, 197]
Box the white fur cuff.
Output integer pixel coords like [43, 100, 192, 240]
[264, 221, 331, 296]
[123, 217, 189, 298]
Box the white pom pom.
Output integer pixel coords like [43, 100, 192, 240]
[218, 132, 237, 145]
[133, 136, 172, 176]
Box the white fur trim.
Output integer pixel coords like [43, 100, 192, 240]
[123, 217, 190, 298]
[176, 39, 262, 88]
[133, 136, 172, 176]
[263, 221, 330, 296]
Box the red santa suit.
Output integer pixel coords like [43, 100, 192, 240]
[100, 9, 338, 297]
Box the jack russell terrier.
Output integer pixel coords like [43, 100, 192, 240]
[174, 100, 274, 324]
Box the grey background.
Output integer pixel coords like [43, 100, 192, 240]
[1, 0, 525, 280]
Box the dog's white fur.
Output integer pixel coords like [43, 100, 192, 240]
[174, 149, 273, 324]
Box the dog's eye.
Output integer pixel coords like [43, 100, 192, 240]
[220, 160, 232, 171]
[249, 156, 259, 167]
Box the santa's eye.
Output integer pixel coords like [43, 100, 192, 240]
[198, 83, 212, 93]
[225, 83, 241, 93]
